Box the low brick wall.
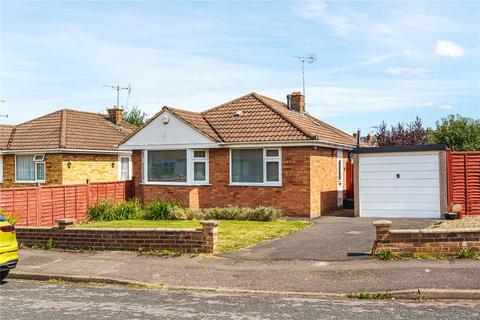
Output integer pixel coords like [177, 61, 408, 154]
[373, 220, 480, 257]
[16, 221, 218, 254]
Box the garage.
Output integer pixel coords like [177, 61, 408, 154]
[353, 145, 448, 218]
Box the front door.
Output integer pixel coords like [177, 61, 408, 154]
[337, 149, 344, 207]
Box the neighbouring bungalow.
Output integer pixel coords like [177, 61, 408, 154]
[119, 92, 359, 218]
[0, 108, 135, 188]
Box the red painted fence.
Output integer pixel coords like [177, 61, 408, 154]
[0, 180, 133, 227]
[447, 151, 480, 217]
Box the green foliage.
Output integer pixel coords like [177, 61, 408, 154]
[87, 199, 144, 221]
[87, 201, 116, 221]
[376, 250, 401, 260]
[353, 292, 392, 300]
[430, 114, 480, 151]
[123, 106, 148, 126]
[144, 200, 183, 220]
[458, 247, 479, 259]
[46, 238, 55, 250]
[183, 206, 283, 222]
[1, 210, 18, 225]
[112, 199, 144, 220]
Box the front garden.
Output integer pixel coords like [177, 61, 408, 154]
[80, 199, 311, 253]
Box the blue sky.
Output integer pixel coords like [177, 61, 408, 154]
[1, 1, 479, 135]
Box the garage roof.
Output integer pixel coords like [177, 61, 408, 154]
[353, 144, 447, 154]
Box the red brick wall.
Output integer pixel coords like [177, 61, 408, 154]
[373, 222, 480, 257]
[133, 146, 344, 218]
[16, 221, 218, 253]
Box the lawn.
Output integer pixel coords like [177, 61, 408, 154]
[80, 220, 311, 253]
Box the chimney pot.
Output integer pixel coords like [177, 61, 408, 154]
[288, 92, 305, 113]
[107, 107, 123, 125]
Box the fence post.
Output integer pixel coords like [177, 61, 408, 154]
[86, 179, 91, 208]
[36, 183, 41, 227]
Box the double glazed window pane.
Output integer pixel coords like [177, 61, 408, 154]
[266, 162, 279, 182]
[36, 162, 45, 181]
[148, 150, 187, 182]
[121, 157, 130, 180]
[194, 162, 206, 181]
[16, 155, 35, 181]
[231, 149, 263, 183]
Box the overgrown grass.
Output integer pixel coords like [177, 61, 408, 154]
[80, 219, 311, 253]
[458, 247, 479, 259]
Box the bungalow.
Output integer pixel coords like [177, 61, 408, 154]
[0, 108, 135, 188]
[119, 92, 358, 218]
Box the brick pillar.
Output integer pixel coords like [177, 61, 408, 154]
[373, 220, 392, 241]
[201, 220, 219, 253]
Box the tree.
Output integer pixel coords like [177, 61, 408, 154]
[374, 117, 428, 146]
[429, 114, 480, 151]
[123, 106, 148, 126]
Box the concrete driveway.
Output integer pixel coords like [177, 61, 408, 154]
[224, 216, 435, 261]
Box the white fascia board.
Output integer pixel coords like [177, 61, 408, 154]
[220, 140, 354, 150]
[119, 143, 219, 150]
[2, 149, 132, 155]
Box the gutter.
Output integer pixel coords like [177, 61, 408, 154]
[0, 148, 132, 155]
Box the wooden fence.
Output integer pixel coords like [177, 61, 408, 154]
[0, 180, 133, 227]
[447, 151, 480, 217]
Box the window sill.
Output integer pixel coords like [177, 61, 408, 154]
[229, 183, 282, 187]
[140, 182, 211, 186]
[15, 181, 45, 184]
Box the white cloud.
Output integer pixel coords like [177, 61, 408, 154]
[292, 1, 354, 36]
[435, 40, 464, 57]
[385, 67, 430, 77]
[437, 104, 453, 110]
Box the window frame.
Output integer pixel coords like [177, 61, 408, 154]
[229, 148, 282, 187]
[15, 154, 46, 183]
[143, 149, 209, 185]
[118, 155, 132, 181]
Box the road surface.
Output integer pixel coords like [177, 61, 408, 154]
[1, 279, 479, 320]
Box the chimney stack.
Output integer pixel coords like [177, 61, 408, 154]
[107, 107, 123, 125]
[287, 92, 305, 113]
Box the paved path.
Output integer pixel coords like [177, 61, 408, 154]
[224, 217, 435, 261]
[1, 279, 479, 320]
[12, 249, 480, 294]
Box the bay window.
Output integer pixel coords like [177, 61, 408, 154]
[16, 154, 45, 183]
[230, 148, 281, 186]
[144, 149, 208, 184]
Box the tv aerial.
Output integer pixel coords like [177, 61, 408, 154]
[0, 99, 8, 118]
[293, 52, 317, 99]
[103, 84, 131, 109]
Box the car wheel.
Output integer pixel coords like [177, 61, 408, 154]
[0, 270, 10, 281]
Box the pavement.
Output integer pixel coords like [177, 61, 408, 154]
[10, 248, 480, 296]
[224, 216, 435, 261]
[2, 279, 480, 320]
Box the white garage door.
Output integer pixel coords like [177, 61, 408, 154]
[359, 153, 441, 218]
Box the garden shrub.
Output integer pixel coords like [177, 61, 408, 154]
[87, 200, 116, 221]
[113, 199, 144, 220]
[144, 199, 183, 220]
[183, 206, 283, 221]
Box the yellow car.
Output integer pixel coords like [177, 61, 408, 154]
[0, 214, 18, 281]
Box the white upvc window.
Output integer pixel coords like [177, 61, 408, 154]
[15, 154, 46, 183]
[119, 156, 131, 181]
[143, 149, 209, 185]
[230, 148, 282, 186]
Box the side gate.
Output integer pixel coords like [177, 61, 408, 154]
[447, 151, 480, 217]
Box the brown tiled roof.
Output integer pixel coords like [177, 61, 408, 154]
[1, 109, 135, 151]
[167, 107, 221, 142]
[0, 125, 14, 149]
[124, 92, 358, 148]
